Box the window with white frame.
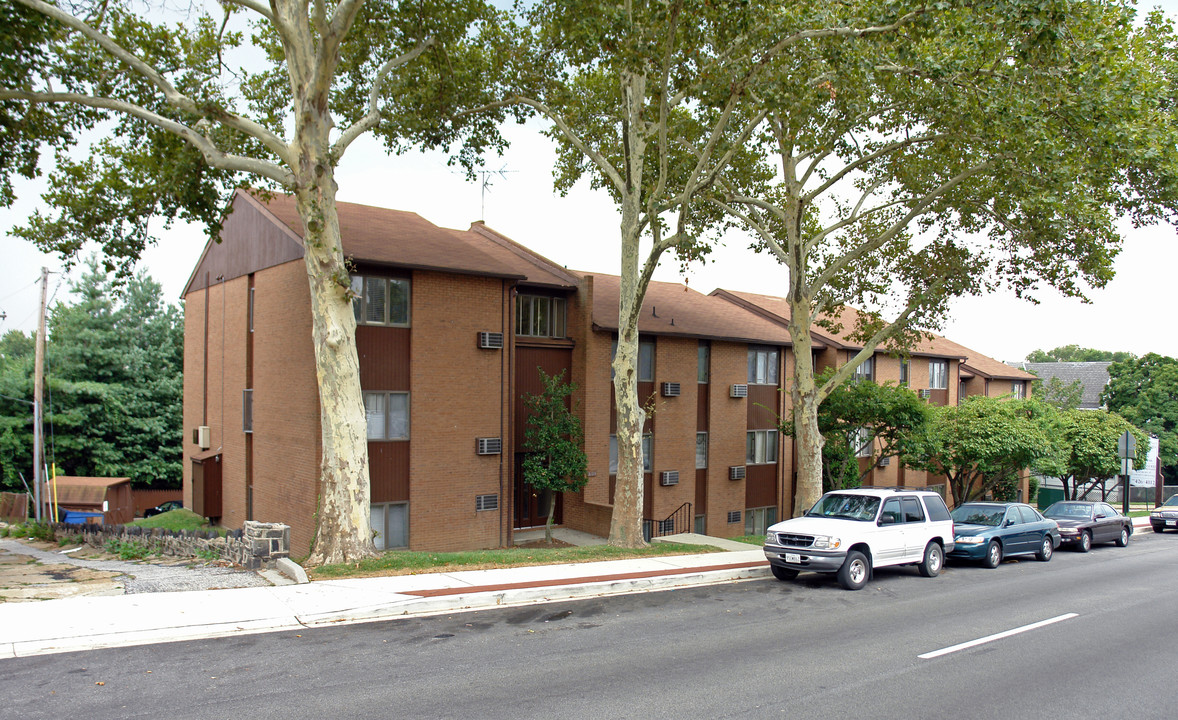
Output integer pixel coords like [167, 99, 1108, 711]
[696, 432, 708, 469]
[1012, 380, 1025, 399]
[351, 276, 410, 327]
[929, 359, 949, 389]
[744, 506, 777, 536]
[853, 427, 873, 458]
[516, 294, 567, 338]
[746, 429, 778, 464]
[698, 343, 710, 383]
[854, 356, 874, 382]
[370, 502, 408, 550]
[364, 391, 409, 440]
[747, 345, 779, 385]
[609, 434, 653, 474]
[899, 360, 910, 386]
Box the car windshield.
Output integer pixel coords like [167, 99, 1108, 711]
[1164, 496, 1178, 508]
[1045, 503, 1091, 519]
[807, 494, 881, 521]
[950, 505, 1005, 526]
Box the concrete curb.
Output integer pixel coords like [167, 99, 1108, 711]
[276, 557, 309, 584]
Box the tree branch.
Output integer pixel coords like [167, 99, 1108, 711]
[12, 0, 291, 162]
[333, 37, 435, 157]
[0, 89, 292, 184]
[803, 132, 948, 204]
[220, 0, 275, 21]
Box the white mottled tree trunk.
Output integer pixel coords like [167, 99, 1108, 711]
[607, 70, 649, 548]
[278, 0, 374, 565]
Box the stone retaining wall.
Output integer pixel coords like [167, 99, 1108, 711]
[50, 520, 291, 570]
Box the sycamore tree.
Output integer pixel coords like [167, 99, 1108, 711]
[1037, 409, 1147, 501]
[905, 396, 1054, 505]
[521, 369, 588, 545]
[480, 0, 933, 547]
[709, 1, 1178, 515]
[0, 0, 504, 563]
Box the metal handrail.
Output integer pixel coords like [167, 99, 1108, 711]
[643, 501, 693, 541]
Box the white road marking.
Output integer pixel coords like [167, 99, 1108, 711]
[918, 613, 1079, 660]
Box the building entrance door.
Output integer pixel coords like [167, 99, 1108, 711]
[513, 454, 563, 529]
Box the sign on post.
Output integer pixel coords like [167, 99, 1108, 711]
[1118, 431, 1136, 515]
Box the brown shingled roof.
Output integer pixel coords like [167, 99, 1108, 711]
[251, 191, 535, 281]
[585, 274, 796, 345]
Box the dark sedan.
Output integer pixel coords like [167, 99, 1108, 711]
[1150, 495, 1178, 533]
[948, 502, 1060, 568]
[1043, 501, 1132, 552]
[143, 500, 183, 518]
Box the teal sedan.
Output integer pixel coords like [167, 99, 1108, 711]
[947, 502, 1061, 568]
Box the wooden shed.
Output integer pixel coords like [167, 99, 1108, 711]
[41, 476, 134, 526]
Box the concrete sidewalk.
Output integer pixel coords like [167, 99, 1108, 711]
[0, 520, 1157, 659]
[0, 536, 769, 659]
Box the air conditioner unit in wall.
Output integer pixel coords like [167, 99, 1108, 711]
[660, 470, 680, 486]
[730, 384, 749, 398]
[476, 437, 502, 455]
[193, 426, 210, 450]
[478, 331, 504, 350]
[877, 456, 891, 467]
[729, 466, 746, 480]
[661, 382, 681, 397]
[918, 388, 932, 399]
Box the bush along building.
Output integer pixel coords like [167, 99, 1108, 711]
[182, 191, 1036, 556]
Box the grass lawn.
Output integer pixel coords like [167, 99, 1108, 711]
[731, 535, 764, 545]
[127, 509, 225, 534]
[311, 541, 722, 580]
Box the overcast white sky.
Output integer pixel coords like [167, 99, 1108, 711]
[3, 3, 1178, 364]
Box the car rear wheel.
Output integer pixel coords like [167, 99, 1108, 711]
[1077, 530, 1091, 553]
[838, 551, 870, 590]
[918, 542, 943, 578]
[771, 565, 799, 581]
[1035, 535, 1054, 561]
[983, 541, 1002, 569]
[1116, 526, 1130, 547]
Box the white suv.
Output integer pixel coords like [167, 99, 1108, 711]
[763, 488, 955, 590]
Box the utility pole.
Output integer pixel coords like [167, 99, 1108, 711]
[32, 267, 48, 522]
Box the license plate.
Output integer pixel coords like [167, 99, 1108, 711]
[1167, 520, 1176, 527]
[784, 553, 801, 564]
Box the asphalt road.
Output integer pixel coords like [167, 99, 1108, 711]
[3, 532, 1176, 719]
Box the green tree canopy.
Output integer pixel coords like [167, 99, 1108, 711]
[1033, 375, 1085, 411]
[521, 369, 588, 544]
[904, 396, 1055, 505]
[1102, 353, 1178, 483]
[1026, 346, 1135, 363]
[0, 260, 183, 491]
[797, 369, 929, 492]
[1036, 409, 1148, 501]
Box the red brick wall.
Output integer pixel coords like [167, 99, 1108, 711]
[647, 337, 698, 527]
[707, 342, 749, 537]
[408, 271, 509, 551]
[249, 261, 321, 557]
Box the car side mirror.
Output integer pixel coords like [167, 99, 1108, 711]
[1005, 519, 1015, 527]
[879, 513, 897, 525]
[1095, 513, 1106, 519]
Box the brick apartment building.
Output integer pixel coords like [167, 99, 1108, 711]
[182, 190, 1035, 556]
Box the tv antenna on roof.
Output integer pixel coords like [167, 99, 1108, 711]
[476, 165, 517, 221]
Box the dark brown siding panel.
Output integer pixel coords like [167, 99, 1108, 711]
[357, 326, 410, 390]
[745, 463, 777, 508]
[697, 386, 709, 432]
[746, 385, 778, 429]
[186, 194, 304, 293]
[695, 468, 707, 513]
[369, 441, 409, 502]
[515, 346, 573, 446]
[928, 389, 949, 407]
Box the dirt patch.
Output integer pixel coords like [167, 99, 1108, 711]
[514, 538, 575, 549]
[0, 546, 125, 602]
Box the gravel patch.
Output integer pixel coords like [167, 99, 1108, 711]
[0, 538, 273, 595]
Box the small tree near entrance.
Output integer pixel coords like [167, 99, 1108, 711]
[521, 369, 588, 544]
